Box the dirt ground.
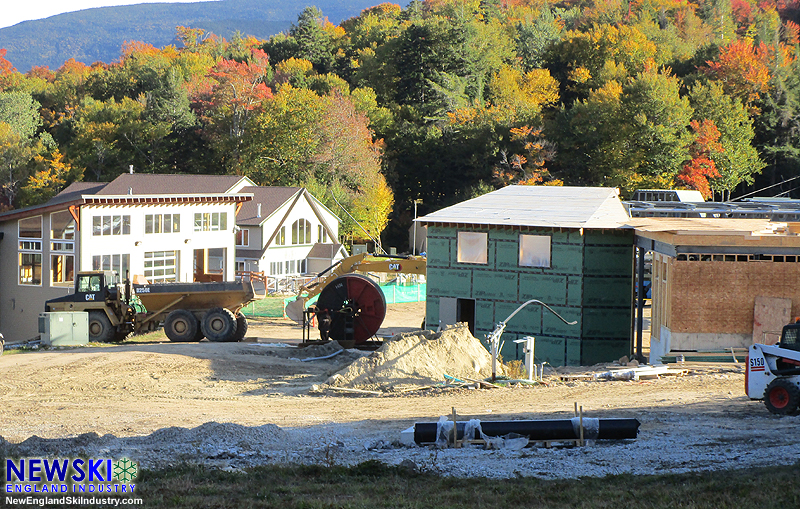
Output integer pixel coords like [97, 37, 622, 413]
[1, 302, 798, 479]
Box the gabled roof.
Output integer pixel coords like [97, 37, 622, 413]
[96, 173, 251, 195]
[236, 186, 302, 226]
[417, 186, 630, 229]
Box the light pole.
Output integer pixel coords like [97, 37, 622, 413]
[412, 199, 421, 255]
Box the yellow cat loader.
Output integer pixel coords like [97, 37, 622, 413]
[746, 320, 800, 415]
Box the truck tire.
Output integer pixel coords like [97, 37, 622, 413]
[232, 312, 248, 342]
[764, 379, 800, 415]
[202, 307, 237, 342]
[165, 309, 200, 342]
[88, 311, 115, 343]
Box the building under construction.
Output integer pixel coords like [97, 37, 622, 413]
[417, 186, 634, 366]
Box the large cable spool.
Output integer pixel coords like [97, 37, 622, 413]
[314, 274, 386, 345]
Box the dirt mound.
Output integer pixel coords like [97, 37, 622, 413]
[327, 324, 495, 389]
[143, 422, 287, 449]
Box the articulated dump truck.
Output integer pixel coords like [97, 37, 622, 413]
[45, 271, 263, 343]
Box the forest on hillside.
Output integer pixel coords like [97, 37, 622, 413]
[0, 0, 799, 249]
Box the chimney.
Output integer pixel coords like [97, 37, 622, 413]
[257, 203, 262, 218]
[129, 165, 134, 174]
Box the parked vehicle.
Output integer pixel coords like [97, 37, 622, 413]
[45, 271, 262, 343]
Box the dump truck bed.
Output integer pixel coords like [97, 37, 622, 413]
[134, 281, 260, 317]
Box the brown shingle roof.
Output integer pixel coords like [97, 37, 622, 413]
[51, 182, 108, 204]
[237, 186, 302, 226]
[97, 174, 248, 195]
[306, 243, 345, 258]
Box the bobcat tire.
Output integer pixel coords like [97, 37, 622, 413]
[764, 378, 800, 415]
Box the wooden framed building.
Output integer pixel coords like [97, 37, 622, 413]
[632, 218, 800, 362]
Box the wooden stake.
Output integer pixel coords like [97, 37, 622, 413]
[452, 407, 460, 448]
[579, 405, 584, 447]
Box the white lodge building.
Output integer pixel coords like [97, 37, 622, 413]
[234, 186, 347, 280]
[0, 174, 346, 343]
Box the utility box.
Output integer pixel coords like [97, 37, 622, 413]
[38, 312, 89, 346]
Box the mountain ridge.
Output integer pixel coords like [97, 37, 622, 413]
[0, 0, 377, 71]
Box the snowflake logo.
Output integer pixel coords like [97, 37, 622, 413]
[112, 458, 138, 482]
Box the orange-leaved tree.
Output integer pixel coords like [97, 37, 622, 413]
[676, 119, 722, 199]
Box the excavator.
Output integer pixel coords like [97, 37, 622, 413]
[285, 253, 426, 345]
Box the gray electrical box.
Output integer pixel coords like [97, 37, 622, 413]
[39, 312, 90, 346]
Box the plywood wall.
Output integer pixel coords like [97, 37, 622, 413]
[667, 260, 800, 334]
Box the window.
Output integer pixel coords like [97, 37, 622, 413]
[19, 216, 42, 239]
[194, 212, 227, 232]
[298, 259, 307, 274]
[19, 216, 43, 251]
[51, 254, 75, 285]
[144, 251, 178, 283]
[285, 259, 296, 274]
[19, 216, 42, 285]
[145, 214, 180, 234]
[236, 261, 246, 272]
[275, 226, 286, 246]
[78, 275, 102, 293]
[270, 261, 283, 275]
[92, 254, 131, 279]
[51, 211, 76, 254]
[92, 215, 130, 236]
[51, 211, 75, 240]
[318, 225, 328, 243]
[19, 253, 42, 285]
[519, 234, 551, 268]
[236, 228, 249, 247]
[457, 232, 488, 264]
[292, 219, 311, 245]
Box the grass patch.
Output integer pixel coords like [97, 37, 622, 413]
[128, 461, 800, 508]
[241, 297, 288, 318]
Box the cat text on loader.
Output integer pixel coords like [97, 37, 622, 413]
[285, 253, 426, 345]
[746, 319, 800, 415]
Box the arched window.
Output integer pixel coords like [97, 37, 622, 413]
[291, 219, 311, 245]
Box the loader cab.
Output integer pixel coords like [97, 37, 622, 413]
[75, 271, 119, 303]
[779, 322, 800, 352]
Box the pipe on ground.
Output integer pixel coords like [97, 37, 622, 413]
[413, 418, 640, 444]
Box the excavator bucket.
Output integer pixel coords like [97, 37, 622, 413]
[285, 298, 305, 323]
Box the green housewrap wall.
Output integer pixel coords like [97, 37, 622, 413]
[425, 225, 634, 366]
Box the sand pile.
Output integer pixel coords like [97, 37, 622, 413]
[327, 324, 496, 389]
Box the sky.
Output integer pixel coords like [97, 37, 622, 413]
[2, 1, 210, 30]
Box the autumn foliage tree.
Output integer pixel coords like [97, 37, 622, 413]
[677, 119, 722, 199]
